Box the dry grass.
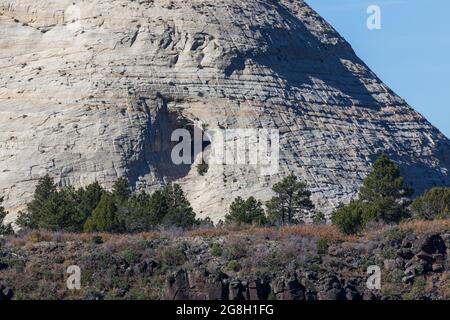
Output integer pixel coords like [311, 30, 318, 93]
[188, 228, 229, 238]
[399, 219, 450, 234]
[278, 225, 358, 242]
[5, 219, 448, 249]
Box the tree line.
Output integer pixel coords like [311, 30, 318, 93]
[225, 154, 450, 234]
[0, 154, 449, 235]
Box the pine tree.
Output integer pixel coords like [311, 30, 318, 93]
[266, 174, 314, 225]
[17, 175, 57, 228]
[225, 196, 266, 226]
[84, 193, 124, 233]
[359, 154, 413, 223]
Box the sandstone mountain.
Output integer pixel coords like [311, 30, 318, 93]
[1, 0, 449, 223]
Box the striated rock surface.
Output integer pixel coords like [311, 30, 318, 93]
[0, 0, 449, 222]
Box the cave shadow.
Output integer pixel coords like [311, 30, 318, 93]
[125, 97, 210, 188]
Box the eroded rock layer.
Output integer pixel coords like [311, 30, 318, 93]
[1, 0, 449, 222]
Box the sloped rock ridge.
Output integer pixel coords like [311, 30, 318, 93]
[1, 0, 449, 222]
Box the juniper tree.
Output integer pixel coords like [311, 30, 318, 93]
[17, 175, 57, 229]
[225, 196, 267, 226]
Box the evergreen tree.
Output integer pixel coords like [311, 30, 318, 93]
[359, 154, 413, 223]
[17, 175, 57, 228]
[126, 191, 155, 232]
[112, 177, 131, 203]
[225, 196, 267, 226]
[161, 184, 197, 228]
[411, 187, 450, 220]
[0, 197, 14, 235]
[266, 175, 314, 225]
[84, 193, 124, 233]
[38, 187, 84, 232]
[331, 201, 364, 235]
[77, 181, 105, 223]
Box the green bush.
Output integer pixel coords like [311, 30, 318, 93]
[91, 235, 103, 245]
[316, 238, 329, 255]
[411, 187, 450, 220]
[122, 249, 138, 265]
[225, 196, 266, 226]
[210, 243, 223, 257]
[226, 260, 242, 272]
[331, 201, 365, 235]
[196, 162, 209, 176]
[161, 245, 187, 267]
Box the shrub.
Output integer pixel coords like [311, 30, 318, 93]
[316, 238, 329, 255]
[161, 245, 187, 267]
[122, 249, 138, 265]
[91, 235, 103, 245]
[313, 212, 326, 225]
[225, 196, 267, 226]
[266, 175, 314, 225]
[331, 201, 364, 235]
[226, 260, 242, 272]
[210, 243, 223, 257]
[196, 162, 209, 176]
[411, 187, 450, 220]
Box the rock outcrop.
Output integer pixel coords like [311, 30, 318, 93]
[0, 226, 449, 300]
[1, 0, 449, 222]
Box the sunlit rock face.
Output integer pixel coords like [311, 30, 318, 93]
[0, 0, 449, 223]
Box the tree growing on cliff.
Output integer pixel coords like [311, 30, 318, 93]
[225, 196, 267, 226]
[266, 174, 315, 225]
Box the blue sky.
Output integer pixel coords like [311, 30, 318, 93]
[307, 0, 450, 138]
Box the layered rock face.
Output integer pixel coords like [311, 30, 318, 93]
[0, 0, 449, 222]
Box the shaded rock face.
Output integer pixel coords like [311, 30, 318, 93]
[1, 0, 449, 222]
